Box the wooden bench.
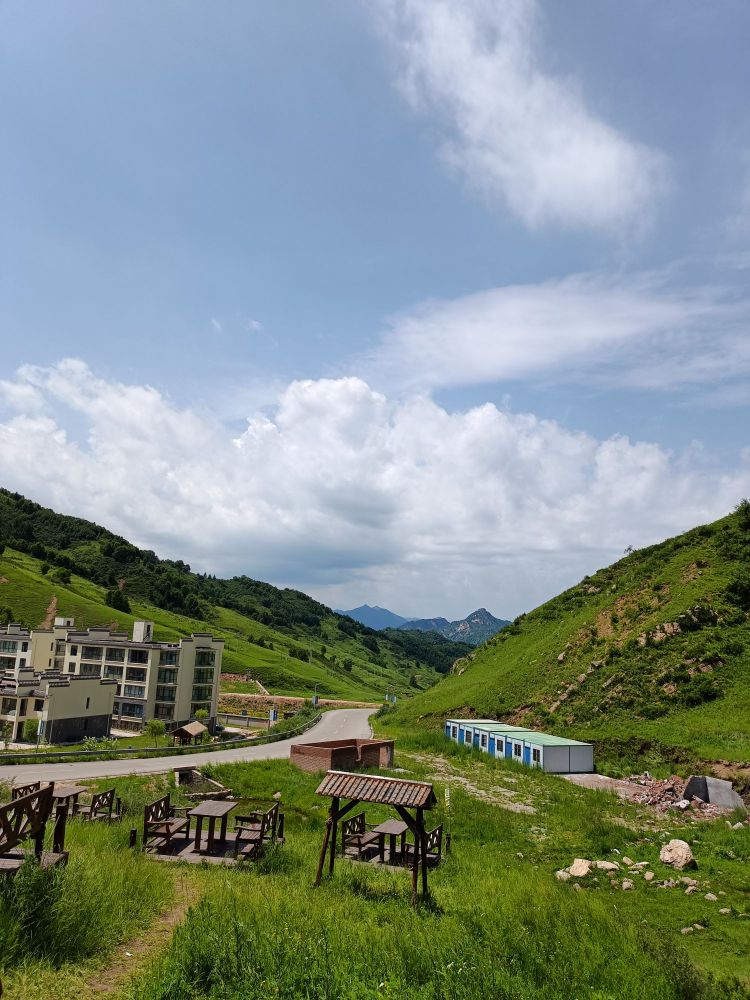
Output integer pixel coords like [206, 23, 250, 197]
[77, 788, 122, 822]
[143, 795, 191, 849]
[0, 784, 69, 876]
[11, 781, 41, 801]
[234, 802, 284, 860]
[404, 825, 443, 865]
[341, 812, 381, 859]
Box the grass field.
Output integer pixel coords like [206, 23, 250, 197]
[0, 743, 748, 999]
[0, 547, 437, 701]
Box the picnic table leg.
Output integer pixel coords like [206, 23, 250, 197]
[207, 817, 216, 854]
[194, 816, 203, 852]
[53, 803, 68, 854]
[219, 814, 228, 843]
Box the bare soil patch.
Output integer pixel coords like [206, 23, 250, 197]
[42, 594, 58, 629]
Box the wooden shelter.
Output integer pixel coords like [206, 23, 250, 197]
[171, 720, 208, 745]
[314, 770, 437, 905]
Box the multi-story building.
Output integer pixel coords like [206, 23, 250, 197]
[30, 618, 223, 732]
[1, 623, 116, 742]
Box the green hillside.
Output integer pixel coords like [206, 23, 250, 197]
[0, 489, 471, 700]
[379, 504, 750, 772]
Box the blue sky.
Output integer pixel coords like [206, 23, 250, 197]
[1, 1, 749, 618]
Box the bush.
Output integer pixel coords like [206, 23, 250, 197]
[105, 587, 131, 612]
[22, 718, 38, 742]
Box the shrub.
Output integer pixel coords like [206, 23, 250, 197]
[105, 587, 131, 612]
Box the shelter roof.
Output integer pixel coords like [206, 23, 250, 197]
[173, 721, 207, 737]
[316, 770, 436, 809]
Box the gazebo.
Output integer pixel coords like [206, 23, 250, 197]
[314, 770, 437, 905]
[171, 721, 207, 746]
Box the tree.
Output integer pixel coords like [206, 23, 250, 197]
[1, 720, 13, 750]
[144, 718, 166, 746]
[105, 587, 131, 612]
[736, 498, 750, 532]
[23, 718, 39, 743]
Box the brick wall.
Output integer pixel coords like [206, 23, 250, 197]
[290, 738, 395, 773]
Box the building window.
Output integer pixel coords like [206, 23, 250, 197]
[125, 667, 147, 682]
[83, 718, 89, 731]
[120, 702, 144, 719]
[34, 699, 44, 711]
[513, 743, 522, 758]
[80, 663, 101, 677]
[451, 725, 458, 739]
[194, 650, 215, 667]
[0, 698, 16, 715]
[104, 665, 123, 679]
[128, 649, 149, 664]
[70, 645, 78, 656]
[85, 697, 90, 710]
[106, 647, 125, 662]
[159, 650, 179, 666]
[192, 685, 213, 702]
[191, 702, 211, 717]
[123, 684, 145, 699]
[155, 686, 175, 702]
[480, 733, 488, 750]
[532, 748, 541, 764]
[0, 640, 18, 653]
[157, 668, 177, 684]
[193, 668, 214, 685]
[67, 663, 75, 674]
[0, 656, 15, 670]
[21, 642, 28, 652]
[154, 704, 174, 720]
[81, 645, 102, 661]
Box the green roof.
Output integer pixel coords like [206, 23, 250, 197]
[446, 718, 591, 747]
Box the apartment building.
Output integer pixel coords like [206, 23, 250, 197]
[1, 623, 116, 742]
[30, 617, 223, 731]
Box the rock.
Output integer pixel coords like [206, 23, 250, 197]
[595, 860, 620, 872]
[685, 886, 697, 895]
[644, 871, 655, 882]
[679, 877, 697, 886]
[680, 927, 694, 935]
[659, 839, 696, 870]
[622, 856, 634, 867]
[557, 652, 566, 663]
[632, 861, 649, 868]
[622, 879, 634, 890]
[732, 822, 745, 830]
[674, 799, 691, 811]
[705, 893, 718, 902]
[556, 870, 571, 881]
[273, 791, 282, 800]
[569, 858, 593, 878]
[719, 908, 731, 915]
[573, 883, 582, 891]
[693, 924, 705, 931]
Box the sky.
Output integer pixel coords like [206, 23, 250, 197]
[1, 0, 749, 619]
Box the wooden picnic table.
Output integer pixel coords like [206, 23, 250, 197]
[188, 800, 237, 854]
[52, 785, 86, 812]
[371, 818, 408, 864]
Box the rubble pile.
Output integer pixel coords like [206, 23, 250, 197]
[626, 772, 747, 818]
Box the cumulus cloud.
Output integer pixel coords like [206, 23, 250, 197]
[372, 0, 668, 233]
[366, 271, 750, 393]
[1, 360, 748, 617]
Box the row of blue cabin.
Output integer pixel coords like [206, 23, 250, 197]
[445, 718, 594, 773]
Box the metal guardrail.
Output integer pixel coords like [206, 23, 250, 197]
[0, 713, 322, 766]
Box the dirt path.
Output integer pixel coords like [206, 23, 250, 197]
[404, 752, 537, 814]
[84, 873, 202, 996]
[42, 594, 58, 629]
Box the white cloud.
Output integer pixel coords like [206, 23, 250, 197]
[246, 318, 263, 333]
[366, 271, 750, 393]
[1, 359, 748, 617]
[372, 0, 669, 233]
[211, 318, 223, 334]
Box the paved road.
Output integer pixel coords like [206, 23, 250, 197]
[0, 708, 375, 784]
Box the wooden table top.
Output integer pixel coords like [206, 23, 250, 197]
[52, 785, 86, 798]
[188, 800, 237, 818]
[371, 819, 409, 836]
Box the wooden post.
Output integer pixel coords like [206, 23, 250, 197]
[53, 803, 68, 854]
[411, 808, 421, 907]
[328, 796, 339, 875]
[419, 811, 429, 900]
[315, 797, 337, 886]
[129, 828, 137, 848]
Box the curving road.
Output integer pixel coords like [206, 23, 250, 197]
[0, 708, 375, 784]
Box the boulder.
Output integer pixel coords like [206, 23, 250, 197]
[595, 860, 620, 872]
[644, 871, 655, 882]
[705, 893, 718, 902]
[622, 856, 634, 867]
[622, 879, 634, 890]
[659, 839, 696, 870]
[569, 858, 593, 878]
[556, 869, 571, 882]
[719, 908, 731, 915]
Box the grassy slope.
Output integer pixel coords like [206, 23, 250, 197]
[0, 547, 435, 701]
[380, 511, 750, 768]
[1, 749, 748, 999]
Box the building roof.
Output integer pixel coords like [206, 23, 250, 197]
[446, 718, 592, 747]
[173, 721, 208, 737]
[316, 770, 436, 809]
